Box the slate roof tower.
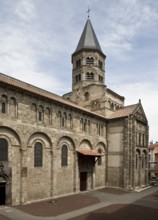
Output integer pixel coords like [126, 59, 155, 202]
[71, 18, 106, 91]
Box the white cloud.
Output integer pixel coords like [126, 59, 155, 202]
[14, 0, 36, 22]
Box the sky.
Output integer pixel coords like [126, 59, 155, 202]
[0, 0, 158, 142]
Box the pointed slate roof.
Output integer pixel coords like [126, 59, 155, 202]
[75, 19, 102, 52]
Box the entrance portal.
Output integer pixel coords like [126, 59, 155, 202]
[80, 172, 87, 191]
[0, 183, 6, 205]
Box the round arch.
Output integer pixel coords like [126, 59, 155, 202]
[79, 139, 92, 150]
[56, 136, 75, 151]
[95, 142, 107, 154]
[0, 126, 21, 146]
[27, 132, 52, 149]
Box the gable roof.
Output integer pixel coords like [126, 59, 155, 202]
[75, 19, 102, 52]
[0, 72, 105, 120]
[107, 104, 138, 119]
[108, 101, 148, 124]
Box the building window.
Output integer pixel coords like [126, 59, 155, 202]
[61, 145, 68, 166]
[0, 138, 8, 161]
[99, 60, 103, 69]
[86, 57, 94, 65]
[76, 74, 81, 82]
[34, 142, 43, 167]
[99, 75, 103, 82]
[98, 149, 102, 165]
[76, 59, 81, 67]
[84, 92, 89, 101]
[38, 106, 44, 122]
[86, 72, 94, 80]
[2, 102, 6, 113]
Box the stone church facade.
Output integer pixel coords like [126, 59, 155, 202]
[0, 18, 149, 206]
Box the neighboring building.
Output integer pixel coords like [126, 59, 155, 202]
[0, 18, 149, 206]
[149, 142, 158, 177]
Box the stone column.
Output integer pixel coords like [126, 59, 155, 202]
[20, 148, 28, 204]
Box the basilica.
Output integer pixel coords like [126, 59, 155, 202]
[0, 18, 149, 206]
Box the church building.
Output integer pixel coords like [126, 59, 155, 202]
[0, 18, 149, 206]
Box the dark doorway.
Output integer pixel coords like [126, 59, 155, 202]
[0, 183, 6, 205]
[80, 172, 87, 191]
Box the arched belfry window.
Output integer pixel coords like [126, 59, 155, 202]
[61, 144, 68, 166]
[86, 72, 94, 80]
[86, 57, 94, 65]
[34, 142, 43, 167]
[0, 138, 8, 161]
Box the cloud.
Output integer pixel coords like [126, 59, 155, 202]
[101, 0, 158, 60]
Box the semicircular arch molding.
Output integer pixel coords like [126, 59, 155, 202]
[27, 132, 52, 149]
[95, 142, 107, 154]
[79, 139, 92, 150]
[56, 136, 75, 151]
[0, 126, 21, 146]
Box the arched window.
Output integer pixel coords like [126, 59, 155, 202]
[61, 145, 68, 166]
[86, 72, 94, 80]
[34, 142, 43, 167]
[84, 92, 89, 101]
[2, 102, 6, 113]
[90, 72, 94, 79]
[86, 72, 90, 79]
[99, 60, 103, 69]
[136, 149, 140, 169]
[90, 57, 94, 64]
[87, 57, 94, 65]
[45, 107, 51, 124]
[1, 95, 7, 114]
[98, 149, 102, 165]
[38, 106, 44, 122]
[0, 138, 8, 161]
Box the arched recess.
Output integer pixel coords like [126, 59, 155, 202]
[55, 136, 76, 195]
[95, 142, 108, 187]
[79, 139, 93, 150]
[0, 126, 21, 147]
[135, 149, 141, 187]
[56, 136, 75, 151]
[0, 126, 21, 205]
[27, 132, 52, 149]
[26, 132, 53, 202]
[95, 142, 107, 153]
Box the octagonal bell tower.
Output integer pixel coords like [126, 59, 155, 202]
[72, 18, 106, 92]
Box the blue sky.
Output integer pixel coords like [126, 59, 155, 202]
[0, 0, 158, 142]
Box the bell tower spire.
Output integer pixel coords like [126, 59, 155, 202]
[71, 18, 106, 92]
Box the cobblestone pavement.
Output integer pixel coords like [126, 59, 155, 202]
[0, 186, 158, 220]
